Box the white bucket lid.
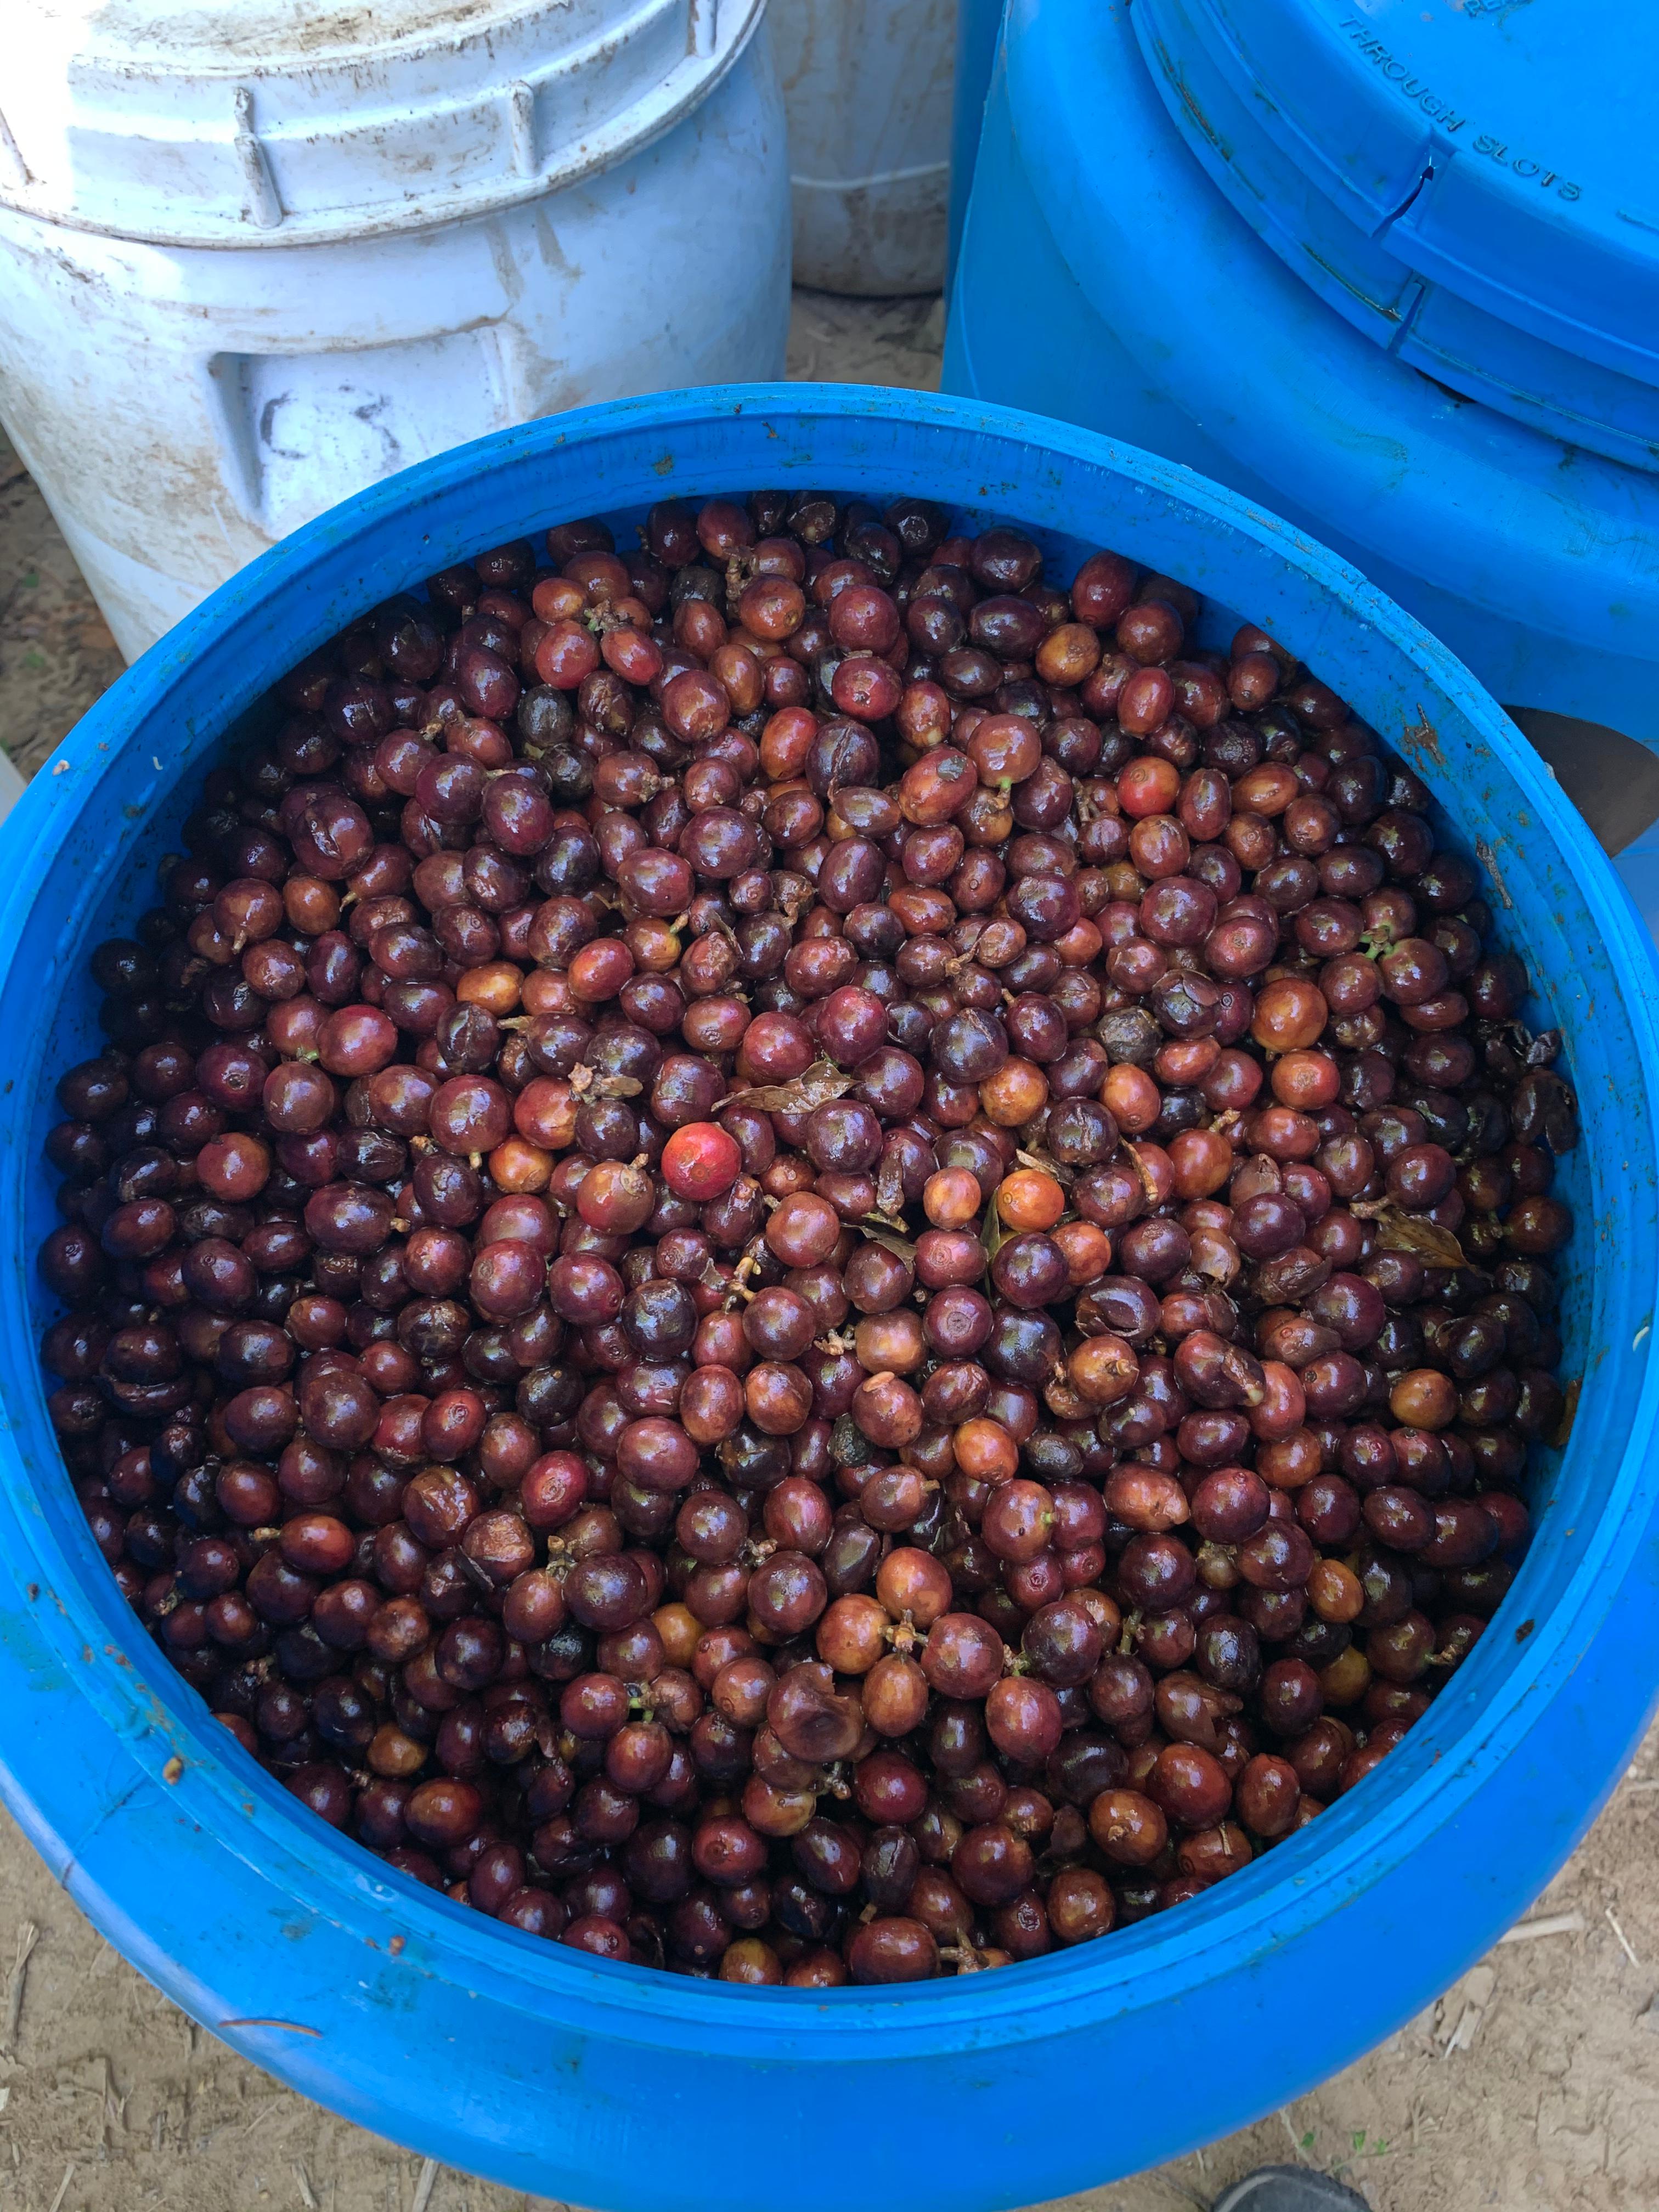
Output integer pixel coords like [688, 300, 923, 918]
[0, 0, 765, 246]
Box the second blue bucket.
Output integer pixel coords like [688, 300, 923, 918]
[945, 0, 1659, 753]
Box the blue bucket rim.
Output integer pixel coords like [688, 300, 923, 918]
[1, 379, 1656, 2063]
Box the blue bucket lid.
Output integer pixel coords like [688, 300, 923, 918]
[1135, 0, 1659, 454]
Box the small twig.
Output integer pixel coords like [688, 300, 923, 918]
[1501, 1911, 1586, 1943]
[293, 2161, 320, 2210]
[1277, 2108, 1308, 2162]
[410, 2158, 439, 2212]
[1606, 1905, 1643, 1969]
[1, 1922, 38, 2054]
[1442, 2002, 1483, 2055]
[47, 2165, 75, 2212]
[1154, 2177, 1210, 2211]
[101, 2054, 126, 2147]
[722, 1233, 767, 1309]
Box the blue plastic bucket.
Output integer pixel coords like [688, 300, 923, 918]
[1133, 0, 1659, 476]
[3, 385, 1657, 2211]
[943, 0, 1659, 749]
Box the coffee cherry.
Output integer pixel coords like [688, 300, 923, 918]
[36, 488, 1568, 1990]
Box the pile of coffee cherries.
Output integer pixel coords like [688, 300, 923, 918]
[38, 488, 1577, 1987]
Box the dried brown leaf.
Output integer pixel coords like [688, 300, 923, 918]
[980, 1188, 1008, 1267]
[1376, 1212, 1468, 1267]
[876, 1144, 907, 1219]
[1015, 1146, 1076, 1187]
[862, 1226, 918, 1267]
[721, 1059, 855, 1114]
[570, 1063, 642, 1097]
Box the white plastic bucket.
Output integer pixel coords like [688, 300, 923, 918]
[773, 0, 957, 297]
[0, 0, 789, 657]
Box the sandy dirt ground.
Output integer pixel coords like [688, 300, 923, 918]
[0, 441, 125, 781]
[1, 289, 1656, 2212]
